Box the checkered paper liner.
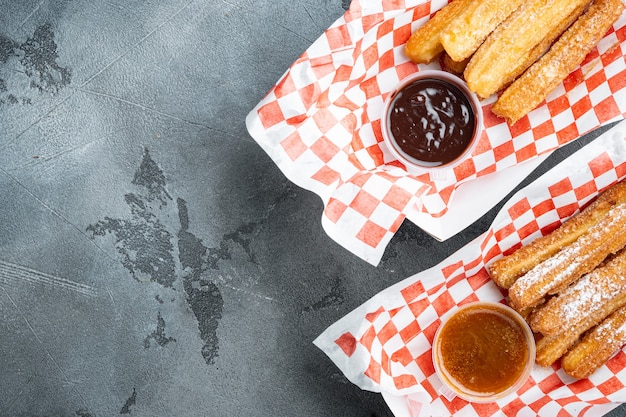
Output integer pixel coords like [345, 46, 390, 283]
[246, 0, 626, 265]
[314, 121, 626, 417]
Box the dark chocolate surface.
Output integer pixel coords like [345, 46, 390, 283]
[389, 78, 474, 165]
[0, 1, 624, 416]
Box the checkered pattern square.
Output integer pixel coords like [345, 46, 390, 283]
[314, 128, 626, 416]
[247, 0, 626, 265]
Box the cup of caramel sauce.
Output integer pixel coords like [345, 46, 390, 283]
[432, 302, 535, 403]
[381, 70, 483, 177]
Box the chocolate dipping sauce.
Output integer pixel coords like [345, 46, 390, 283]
[387, 78, 476, 167]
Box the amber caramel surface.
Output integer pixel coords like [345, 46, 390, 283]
[438, 305, 529, 394]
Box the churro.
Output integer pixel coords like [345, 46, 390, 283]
[499, 3, 590, 95]
[405, 0, 471, 64]
[492, 0, 626, 124]
[529, 249, 626, 336]
[488, 181, 626, 289]
[464, 0, 592, 99]
[562, 306, 626, 379]
[535, 331, 579, 367]
[440, 52, 470, 76]
[440, 0, 524, 62]
[484, 181, 626, 375]
[535, 281, 626, 367]
[509, 203, 626, 311]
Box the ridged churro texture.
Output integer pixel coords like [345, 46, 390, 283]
[535, 332, 579, 367]
[440, 52, 469, 76]
[404, 0, 470, 64]
[497, 2, 589, 100]
[439, 0, 524, 62]
[529, 249, 626, 336]
[464, 0, 593, 99]
[488, 181, 626, 289]
[561, 306, 626, 379]
[492, 0, 626, 124]
[404, 0, 624, 124]
[488, 181, 626, 377]
[532, 250, 626, 366]
[508, 204, 626, 311]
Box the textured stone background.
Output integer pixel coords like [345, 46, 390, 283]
[0, 1, 624, 416]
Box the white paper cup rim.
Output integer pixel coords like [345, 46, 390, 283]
[381, 70, 484, 178]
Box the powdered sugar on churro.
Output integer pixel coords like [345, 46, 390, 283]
[595, 310, 626, 345]
[511, 203, 626, 309]
[560, 267, 626, 324]
[561, 306, 626, 378]
[612, 323, 626, 346]
[494, 183, 626, 376]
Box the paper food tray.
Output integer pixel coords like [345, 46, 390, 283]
[246, 0, 626, 265]
[314, 120, 626, 417]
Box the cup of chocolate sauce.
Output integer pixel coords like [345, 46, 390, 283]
[381, 70, 483, 176]
[432, 302, 536, 403]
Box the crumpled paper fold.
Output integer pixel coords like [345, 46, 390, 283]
[314, 120, 626, 417]
[246, 0, 626, 265]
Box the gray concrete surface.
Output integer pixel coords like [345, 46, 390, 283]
[0, 1, 624, 416]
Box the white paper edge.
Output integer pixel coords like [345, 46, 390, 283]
[406, 154, 551, 241]
[380, 119, 626, 416]
[382, 391, 412, 417]
[382, 390, 622, 417]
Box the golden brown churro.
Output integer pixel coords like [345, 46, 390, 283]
[492, 0, 626, 124]
[500, 3, 589, 94]
[464, 0, 593, 99]
[403, 3, 626, 376]
[440, 0, 524, 62]
[535, 331, 579, 367]
[562, 306, 626, 379]
[404, 0, 623, 124]
[508, 203, 626, 311]
[486, 181, 626, 374]
[405, 0, 471, 64]
[440, 52, 470, 76]
[535, 274, 626, 367]
[488, 181, 626, 289]
[529, 249, 626, 336]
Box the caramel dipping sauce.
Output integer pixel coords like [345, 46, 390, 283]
[433, 302, 535, 402]
[381, 70, 483, 174]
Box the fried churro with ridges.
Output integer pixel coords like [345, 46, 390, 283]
[440, 52, 470, 76]
[405, 0, 472, 64]
[529, 248, 626, 336]
[488, 181, 626, 289]
[535, 288, 624, 367]
[562, 306, 626, 379]
[500, 3, 590, 93]
[464, 0, 593, 99]
[492, 0, 625, 125]
[535, 331, 579, 367]
[509, 203, 626, 311]
[440, 0, 524, 62]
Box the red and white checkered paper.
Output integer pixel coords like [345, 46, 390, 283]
[246, 0, 626, 265]
[314, 121, 626, 417]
